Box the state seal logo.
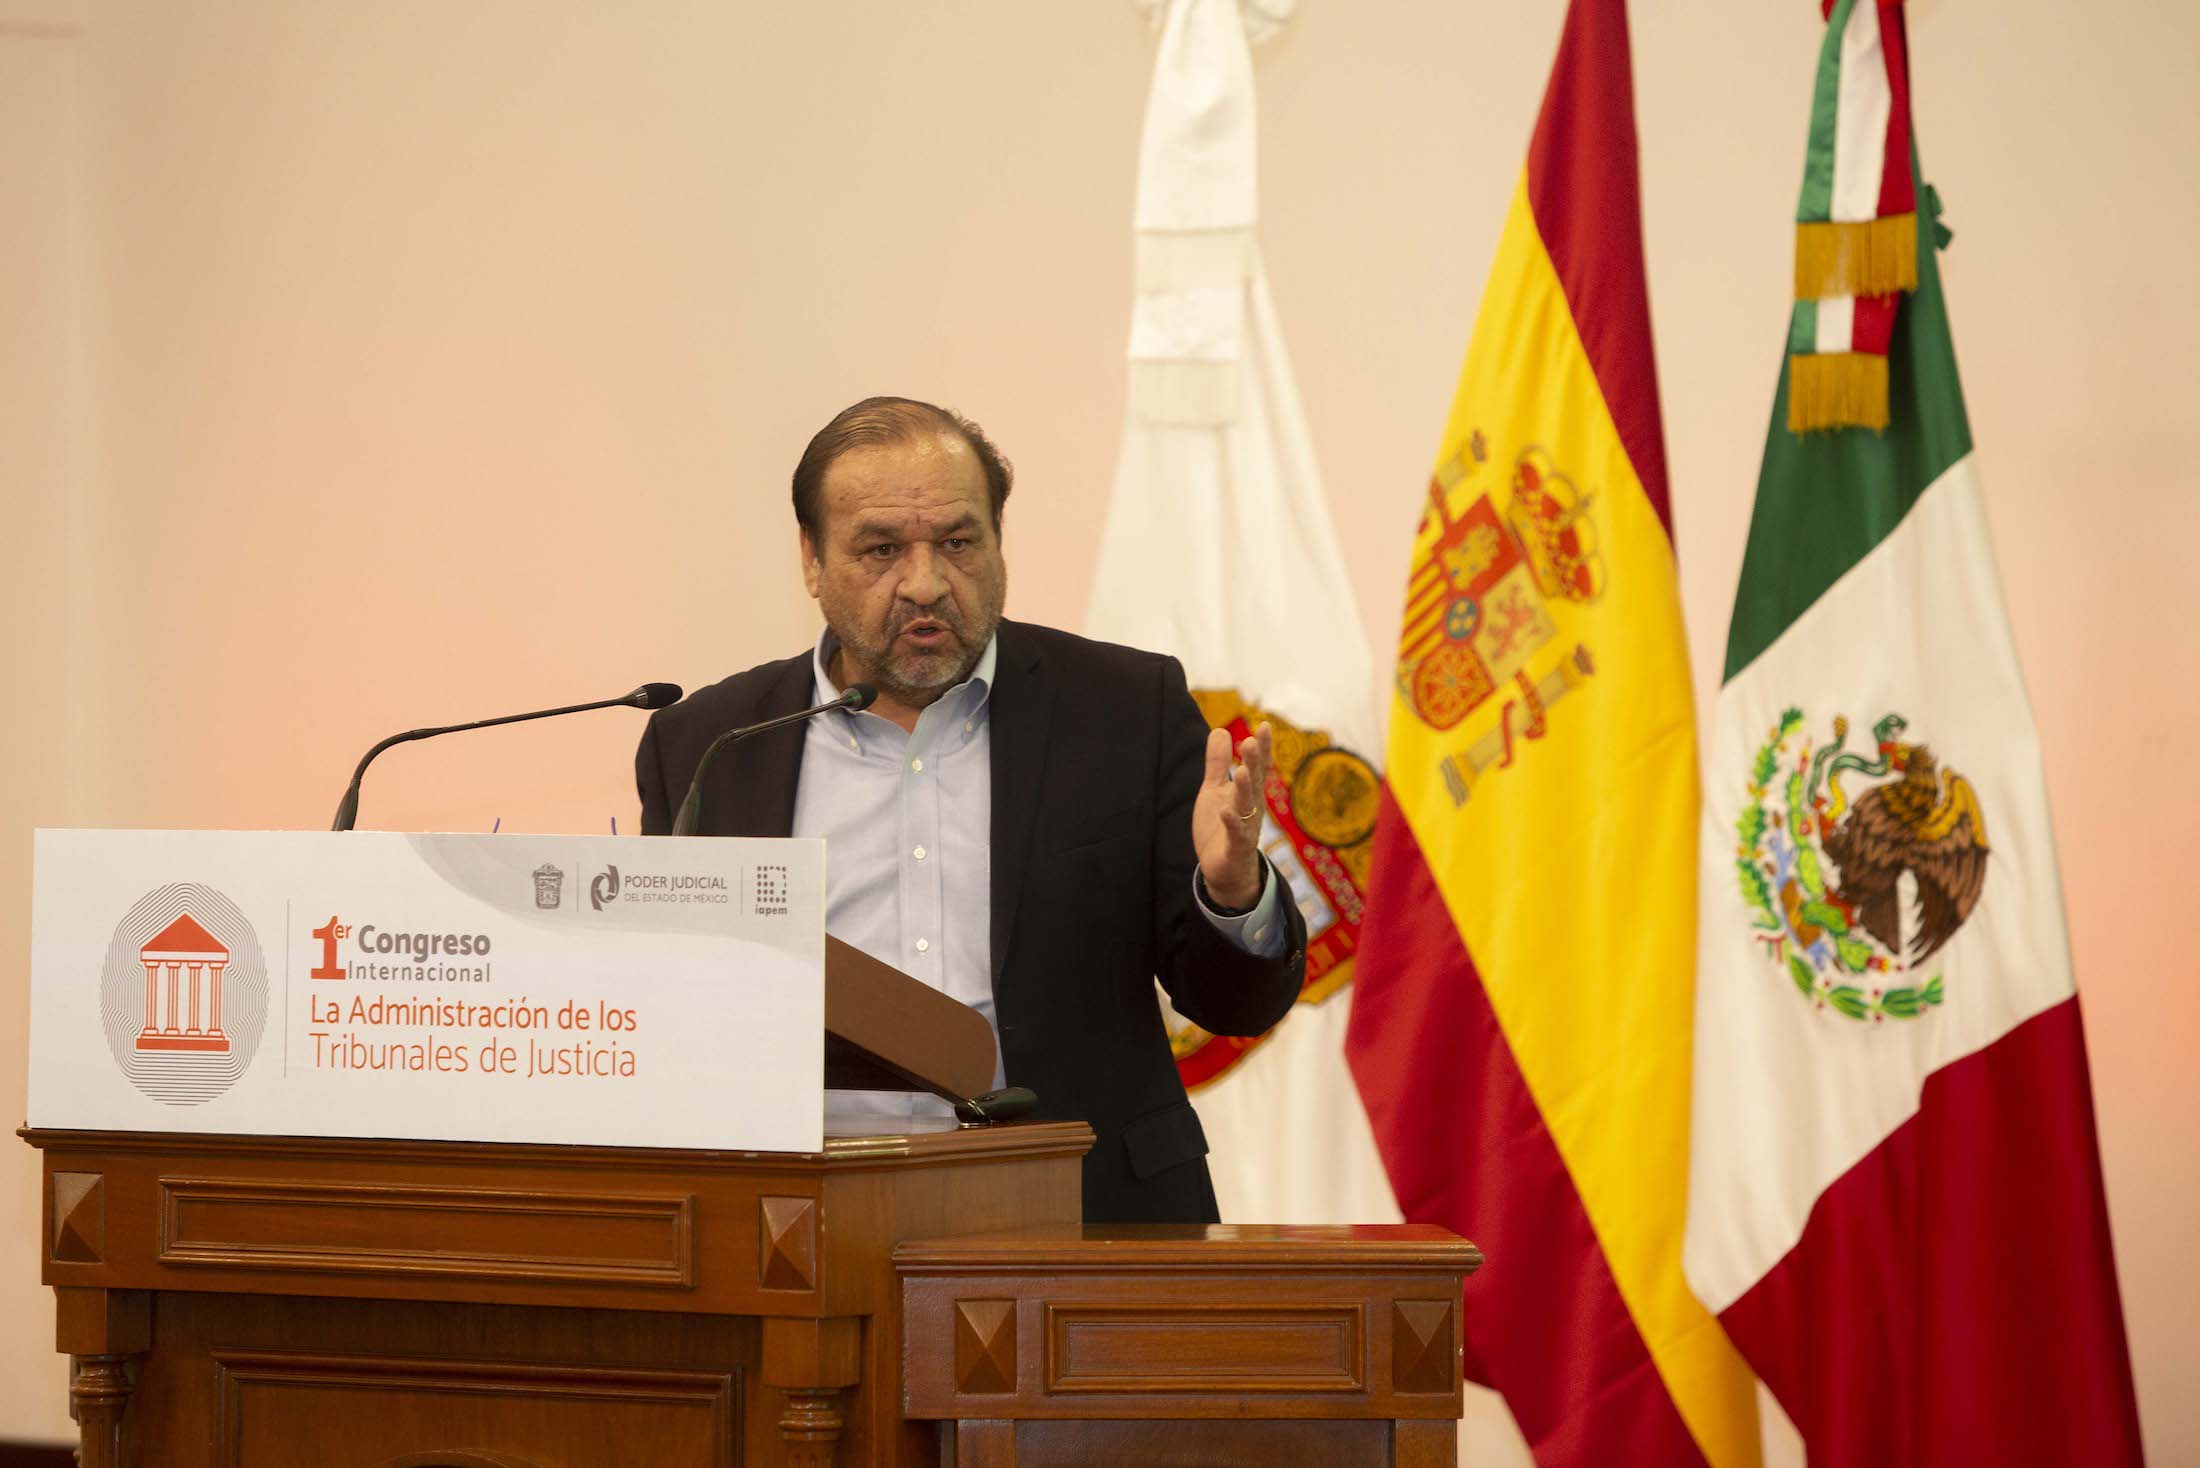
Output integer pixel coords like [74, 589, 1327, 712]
[1170, 689, 1377, 1089]
[1734, 709, 1991, 1022]
[99, 883, 271, 1104]
[1397, 431, 1603, 805]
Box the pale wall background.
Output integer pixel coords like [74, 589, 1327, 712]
[2, 0, 2193, 1461]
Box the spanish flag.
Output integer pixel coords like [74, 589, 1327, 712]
[1345, 2, 1760, 1463]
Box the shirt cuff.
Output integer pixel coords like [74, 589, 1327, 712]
[1193, 859, 1287, 958]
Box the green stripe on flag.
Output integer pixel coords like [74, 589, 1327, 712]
[1787, 299, 1819, 355]
[1724, 148, 1972, 684]
[1795, 0, 1854, 224]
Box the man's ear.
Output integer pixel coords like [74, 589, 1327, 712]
[799, 525, 822, 599]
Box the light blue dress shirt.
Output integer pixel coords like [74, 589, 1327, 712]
[792, 629, 1282, 1124]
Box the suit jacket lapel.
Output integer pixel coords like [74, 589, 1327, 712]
[722, 655, 814, 839]
[988, 621, 1053, 987]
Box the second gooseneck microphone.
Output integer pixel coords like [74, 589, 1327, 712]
[668, 683, 877, 837]
[331, 682, 683, 832]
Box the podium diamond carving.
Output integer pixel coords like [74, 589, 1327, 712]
[954, 1299, 1016, 1395]
[759, 1196, 817, 1292]
[51, 1172, 104, 1264]
[1391, 1299, 1455, 1394]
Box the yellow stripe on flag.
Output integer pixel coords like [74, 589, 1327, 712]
[1386, 177, 1760, 1468]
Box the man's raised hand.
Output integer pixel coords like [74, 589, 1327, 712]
[1192, 722, 1272, 910]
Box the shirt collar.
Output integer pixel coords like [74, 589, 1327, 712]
[810, 626, 999, 722]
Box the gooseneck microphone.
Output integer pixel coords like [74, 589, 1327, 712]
[330, 682, 684, 832]
[669, 683, 877, 837]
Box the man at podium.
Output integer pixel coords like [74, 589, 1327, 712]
[637, 396, 1307, 1223]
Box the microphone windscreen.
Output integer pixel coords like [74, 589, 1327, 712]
[634, 682, 685, 710]
[843, 683, 879, 711]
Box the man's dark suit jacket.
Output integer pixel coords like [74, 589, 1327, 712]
[635, 619, 1307, 1223]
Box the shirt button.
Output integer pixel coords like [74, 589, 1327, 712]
[1253, 927, 1270, 943]
[915, 937, 930, 953]
[911, 757, 924, 772]
[913, 845, 928, 861]
[964, 720, 973, 733]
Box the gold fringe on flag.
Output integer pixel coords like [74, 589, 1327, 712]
[1788, 352, 1890, 434]
[1794, 214, 1918, 301]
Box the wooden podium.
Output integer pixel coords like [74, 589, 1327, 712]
[24, 935, 1085, 1467]
[25, 1117, 1091, 1467]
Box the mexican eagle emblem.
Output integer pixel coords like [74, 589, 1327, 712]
[1735, 709, 1991, 1022]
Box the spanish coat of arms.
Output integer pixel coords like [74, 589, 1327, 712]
[1734, 709, 1991, 1022]
[1398, 431, 1604, 804]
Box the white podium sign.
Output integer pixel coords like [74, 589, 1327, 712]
[28, 829, 826, 1153]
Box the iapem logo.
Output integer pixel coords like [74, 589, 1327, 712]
[99, 884, 269, 1106]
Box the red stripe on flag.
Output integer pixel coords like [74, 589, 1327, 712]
[1347, 787, 1708, 1466]
[1875, 2, 1917, 217]
[1720, 998, 2143, 1467]
[1850, 294, 1899, 355]
[1523, 0, 1673, 538]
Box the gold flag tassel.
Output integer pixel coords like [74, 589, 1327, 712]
[1788, 352, 1890, 434]
[1794, 213, 1918, 301]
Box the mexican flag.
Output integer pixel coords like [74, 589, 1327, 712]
[1679, 5, 2145, 1463]
[1345, 1, 1761, 1462]
[1085, 0, 1396, 1226]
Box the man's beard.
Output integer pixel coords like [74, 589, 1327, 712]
[837, 598, 999, 708]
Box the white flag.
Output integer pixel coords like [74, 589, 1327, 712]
[1086, 0, 1397, 1225]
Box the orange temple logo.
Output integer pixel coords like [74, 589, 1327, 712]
[100, 884, 270, 1105]
[133, 913, 233, 1054]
